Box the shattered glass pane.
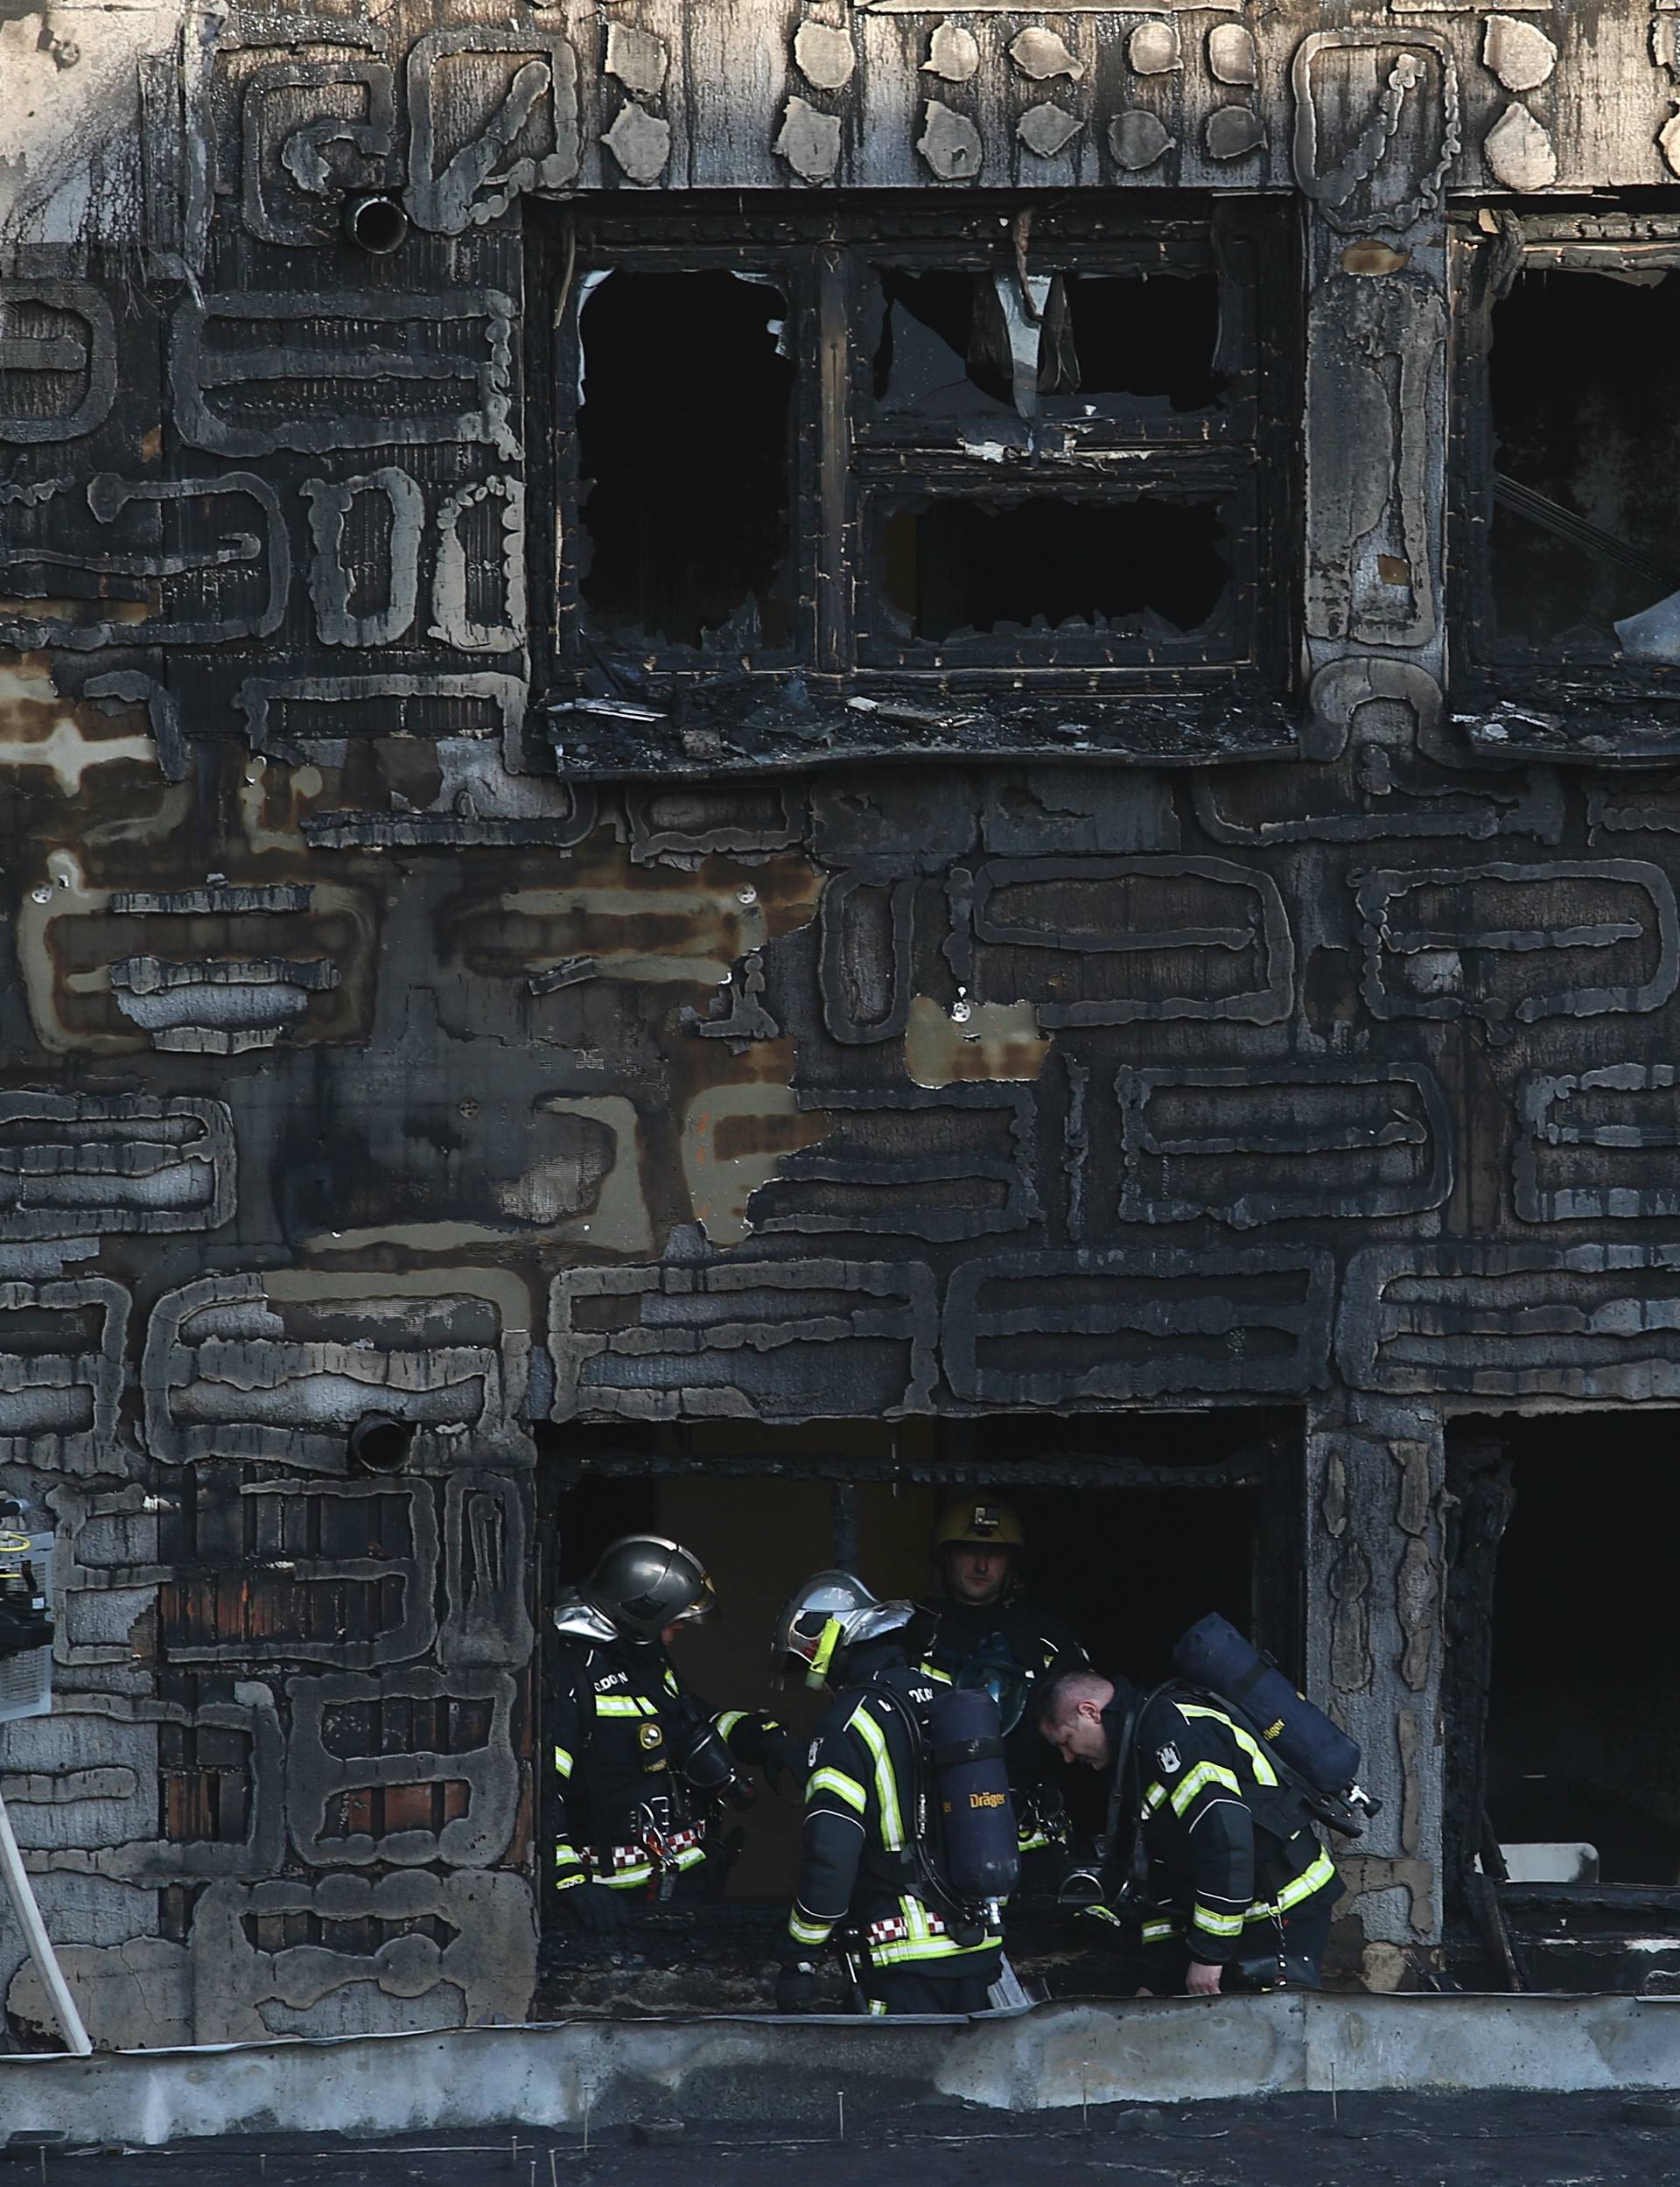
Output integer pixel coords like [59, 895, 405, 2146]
[870, 270, 1015, 417]
[576, 270, 795, 654]
[876, 495, 1230, 645]
[870, 267, 1227, 423]
[1490, 270, 1680, 662]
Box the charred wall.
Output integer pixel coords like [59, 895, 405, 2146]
[0, 0, 1678, 2041]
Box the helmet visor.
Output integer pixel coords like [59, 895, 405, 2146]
[670, 1568, 717, 1628]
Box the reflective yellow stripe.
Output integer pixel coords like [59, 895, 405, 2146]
[596, 1695, 657, 1716]
[553, 1746, 575, 1780]
[598, 1843, 707, 1891]
[663, 1667, 679, 1693]
[808, 1766, 867, 1813]
[789, 1907, 835, 1946]
[870, 1936, 997, 1964]
[716, 1710, 746, 1740]
[1141, 1919, 1176, 1943]
[1082, 1905, 1124, 1931]
[918, 1663, 954, 1685]
[1174, 1704, 1280, 1787]
[807, 1616, 843, 1689]
[865, 1896, 999, 1966]
[1143, 1781, 1167, 1814]
[555, 1871, 586, 1893]
[554, 1842, 583, 1870]
[850, 1704, 904, 1850]
[1018, 1830, 1051, 1853]
[1275, 1850, 1338, 1911]
[1193, 1904, 1244, 1937]
[1169, 1761, 1242, 1817]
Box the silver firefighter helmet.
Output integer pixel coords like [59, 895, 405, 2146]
[556, 1534, 717, 1645]
[772, 1569, 916, 1690]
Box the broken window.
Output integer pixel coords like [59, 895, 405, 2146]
[1470, 256, 1680, 664]
[869, 265, 1228, 431]
[540, 204, 1289, 754]
[872, 494, 1232, 655]
[1486, 269, 1680, 662]
[574, 270, 796, 655]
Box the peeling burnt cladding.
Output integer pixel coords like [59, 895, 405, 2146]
[528, 196, 1297, 779]
[8, 0, 1680, 2055]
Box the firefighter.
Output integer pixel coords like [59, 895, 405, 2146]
[1035, 1665, 1342, 1994]
[550, 1534, 797, 1944]
[772, 1570, 1005, 2016]
[916, 1497, 1088, 1865]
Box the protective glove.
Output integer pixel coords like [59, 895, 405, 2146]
[774, 1960, 817, 2015]
[558, 1880, 626, 1941]
[729, 1712, 802, 1794]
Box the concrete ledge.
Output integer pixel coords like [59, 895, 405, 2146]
[1, 1994, 1676, 2145]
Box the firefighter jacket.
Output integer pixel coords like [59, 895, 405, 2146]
[550, 1634, 769, 1895]
[787, 1650, 1005, 1980]
[1096, 1686, 1341, 1964]
[914, 1597, 1087, 1854]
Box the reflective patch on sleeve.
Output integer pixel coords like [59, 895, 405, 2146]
[1169, 1761, 1241, 1816]
[808, 1765, 867, 1813]
[789, 1906, 836, 1946]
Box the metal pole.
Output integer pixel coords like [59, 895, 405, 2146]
[0, 1784, 92, 2054]
[831, 1483, 858, 1571]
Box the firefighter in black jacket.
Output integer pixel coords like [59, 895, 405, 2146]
[916, 1497, 1088, 1862]
[550, 1534, 796, 1943]
[773, 1570, 1004, 2016]
[1036, 1665, 1342, 1994]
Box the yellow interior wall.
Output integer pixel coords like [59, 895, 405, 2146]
[657, 1425, 938, 1899]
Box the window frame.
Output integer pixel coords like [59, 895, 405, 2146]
[1450, 207, 1680, 758]
[533, 194, 1298, 724]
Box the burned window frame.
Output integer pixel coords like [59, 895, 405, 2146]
[1451, 207, 1680, 760]
[850, 215, 1270, 674]
[528, 197, 1298, 765]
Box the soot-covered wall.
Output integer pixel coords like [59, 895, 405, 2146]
[1, 0, 1679, 2043]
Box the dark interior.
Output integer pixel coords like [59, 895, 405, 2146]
[575, 269, 795, 652]
[537, 1410, 1294, 1913]
[870, 267, 1225, 418]
[1481, 1413, 1680, 1885]
[1489, 269, 1680, 659]
[876, 494, 1230, 644]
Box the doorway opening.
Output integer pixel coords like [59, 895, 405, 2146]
[532, 1408, 1301, 2012]
[1446, 1413, 1680, 1992]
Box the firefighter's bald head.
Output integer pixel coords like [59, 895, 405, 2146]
[1037, 1668, 1116, 1768]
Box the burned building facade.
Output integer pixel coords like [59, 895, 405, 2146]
[0, 0, 1677, 2046]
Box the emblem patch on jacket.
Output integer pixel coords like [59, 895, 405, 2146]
[639, 1721, 664, 1750]
[1156, 1742, 1181, 1774]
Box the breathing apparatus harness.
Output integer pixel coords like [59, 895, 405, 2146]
[1062, 1673, 1371, 1984]
[854, 1671, 1017, 1949]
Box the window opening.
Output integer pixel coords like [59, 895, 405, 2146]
[1054, 272, 1225, 412]
[1482, 1418, 1680, 1886]
[540, 202, 1291, 770]
[870, 270, 1017, 417]
[1488, 270, 1680, 662]
[876, 494, 1230, 648]
[868, 268, 1227, 425]
[535, 1410, 1300, 2010]
[575, 270, 795, 654]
